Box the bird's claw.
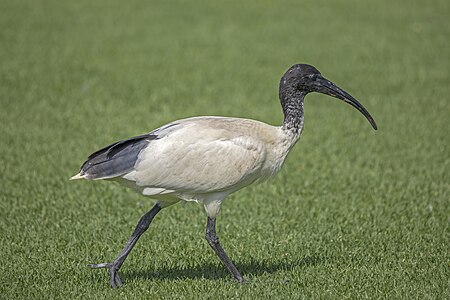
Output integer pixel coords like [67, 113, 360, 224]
[88, 262, 123, 288]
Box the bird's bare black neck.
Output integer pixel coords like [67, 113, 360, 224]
[280, 90, 306, 134]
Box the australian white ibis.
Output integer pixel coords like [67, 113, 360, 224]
[71, 64, 377, 288]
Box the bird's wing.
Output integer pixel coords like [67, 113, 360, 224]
[76, 123, 180, 179]
[126, 118, 268, 194]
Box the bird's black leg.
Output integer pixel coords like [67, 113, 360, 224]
[205, 217, 244, 283]
[88, 203, 162, 288]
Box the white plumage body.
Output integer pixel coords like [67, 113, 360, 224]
[102, 116, 302, 217]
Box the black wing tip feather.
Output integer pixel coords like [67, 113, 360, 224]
[106, 134, 158, 159]
[78, 133, 158, 179]
[85, 134, 156, 161]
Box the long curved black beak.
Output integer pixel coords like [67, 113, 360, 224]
[309, 75, 378, 130]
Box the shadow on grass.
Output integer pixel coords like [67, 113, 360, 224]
[123, 255, 324, 282]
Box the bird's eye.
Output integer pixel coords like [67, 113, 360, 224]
[305, 74, 316, 81]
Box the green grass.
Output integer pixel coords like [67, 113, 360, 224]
[1, 0, 449, 298]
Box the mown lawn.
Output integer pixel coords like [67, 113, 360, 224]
[0, 0, 448, 299]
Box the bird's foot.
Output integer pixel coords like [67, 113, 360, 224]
[234, 275, 246, 284]
[88, 262, 123, 288]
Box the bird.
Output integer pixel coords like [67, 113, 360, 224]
[71, 63, 377, 288]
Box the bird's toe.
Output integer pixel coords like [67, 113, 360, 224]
[234, 275, 246, 284]
[87, 262, 110, 269]
[88, 262, 123, 288]
[109, 268, 123, 288]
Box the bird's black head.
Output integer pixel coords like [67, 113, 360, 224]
[279, 63, 377, 130]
